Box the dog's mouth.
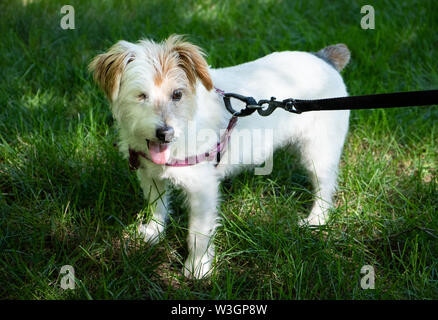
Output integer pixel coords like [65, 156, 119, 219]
[147, 140, 170, 165]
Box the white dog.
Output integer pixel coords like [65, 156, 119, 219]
[89, 35, 350, 279]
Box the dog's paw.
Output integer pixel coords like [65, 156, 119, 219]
[298, 214, 327, 227]
[299, 204, 332, 227]
[183, 253, 213, 279]
[299, 209, 329, 227]
[137, 220, 165, 245]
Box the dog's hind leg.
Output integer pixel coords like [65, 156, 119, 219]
[298, 113, 349, 226]
[136, 173, 169, 245]
[300, 158, 338, 227]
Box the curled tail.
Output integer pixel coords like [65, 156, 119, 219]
[315, 44, 350, 72]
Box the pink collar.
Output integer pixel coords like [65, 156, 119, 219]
[128, 88, 237, 170]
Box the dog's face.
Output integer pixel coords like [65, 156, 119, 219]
[89, 35, 213, 164]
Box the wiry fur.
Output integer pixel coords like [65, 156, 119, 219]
[89, 35, 350, 279]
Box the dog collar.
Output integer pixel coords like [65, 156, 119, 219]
[128, 116, 237, 170]
[128, 88, 237, 170]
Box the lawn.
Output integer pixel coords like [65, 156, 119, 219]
[0, 0, 437, 299]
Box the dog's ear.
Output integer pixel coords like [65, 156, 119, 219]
[167, 35, 213, 91]
[89, 41, 135, 102]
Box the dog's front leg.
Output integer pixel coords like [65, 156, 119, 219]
[136, 171, 168, 245]
[183, 181, 219, 279]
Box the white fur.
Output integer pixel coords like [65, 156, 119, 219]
[98, 40, 349, 279]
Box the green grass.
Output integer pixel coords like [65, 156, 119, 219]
[0, 0, 437, 299]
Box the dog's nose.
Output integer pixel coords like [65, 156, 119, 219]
[155, 126, 174, 143]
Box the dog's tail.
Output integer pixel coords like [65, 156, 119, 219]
[315, 44, 350, 72]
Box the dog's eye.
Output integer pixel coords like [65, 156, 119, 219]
[171, 89, 182, 101]
[138, 93, 147, 102]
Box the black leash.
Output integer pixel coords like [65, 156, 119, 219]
[223, 90, 438, 117]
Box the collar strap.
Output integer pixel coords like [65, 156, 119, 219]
[128, 115, 237, 170]
[129, 87, 236, 169]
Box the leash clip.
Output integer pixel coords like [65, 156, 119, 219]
[257, 97, 301, 116]
[223, 93, 301, 117]
[223, 93, 260, 117]
[281, 98, 301, 114]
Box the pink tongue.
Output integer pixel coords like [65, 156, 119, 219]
[148, 141, 170, 164]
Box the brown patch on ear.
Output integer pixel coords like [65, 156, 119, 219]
[166, 35, 213, 91]
[89, 42, 134, 102]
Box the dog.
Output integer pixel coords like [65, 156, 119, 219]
[89, 35, 350, 279]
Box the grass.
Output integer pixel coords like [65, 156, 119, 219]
[0, 0, 437, 299]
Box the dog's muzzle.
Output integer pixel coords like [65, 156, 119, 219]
[156, 126, 174, 143]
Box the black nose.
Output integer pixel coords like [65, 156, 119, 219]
[156, 126, 174, 143]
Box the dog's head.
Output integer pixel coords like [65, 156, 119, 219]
[89, 35, 213, 164]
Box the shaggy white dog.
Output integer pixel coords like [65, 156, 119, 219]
[89, 35, 350, 279]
